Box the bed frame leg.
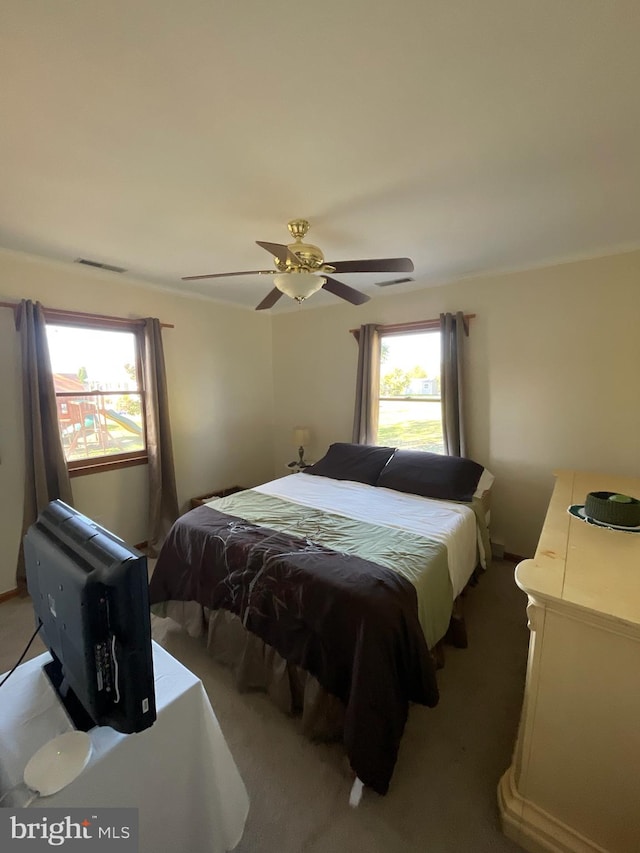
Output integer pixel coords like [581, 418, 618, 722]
[431, 640, 445, 669]
[446, 597, 468, 649]
[349, 777, 364, 807]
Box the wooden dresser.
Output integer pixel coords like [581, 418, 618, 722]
[498, 470, 640, 853]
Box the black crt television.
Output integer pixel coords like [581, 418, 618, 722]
[24, 500, 156, 734]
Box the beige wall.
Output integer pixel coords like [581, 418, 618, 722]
[271, 250, 640, 559]
[0, 249, 275, 594]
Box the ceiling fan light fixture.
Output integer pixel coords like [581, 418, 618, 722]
[273, 272, 325, 302]
[182, 220, 410, 309]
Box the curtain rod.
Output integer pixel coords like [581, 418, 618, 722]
[349, 313, 476, 337]
[0, 300, 174, 329]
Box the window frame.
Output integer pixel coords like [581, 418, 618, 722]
[47, 317, 149, 477]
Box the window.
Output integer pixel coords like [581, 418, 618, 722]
[376, 330, 444, 453]
[46, 322, 147, 475]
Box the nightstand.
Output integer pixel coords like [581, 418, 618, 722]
[190, 485, 245, 509]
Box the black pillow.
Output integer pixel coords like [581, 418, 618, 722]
[302, 442, 396, 486]
[375, 450, 484, 502]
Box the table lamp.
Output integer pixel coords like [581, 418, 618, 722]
[289, 427, 311, 469]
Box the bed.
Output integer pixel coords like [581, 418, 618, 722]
[149, 444, 493, 795]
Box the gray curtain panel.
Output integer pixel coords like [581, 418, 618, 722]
[352, 324, 381, 445]
[440, 311, 467, 457]
[16, 299, 73, 593]
[142, 317, 179, 557]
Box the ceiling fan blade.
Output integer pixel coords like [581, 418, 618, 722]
[255, 288, 284, 311]
[256, 241, 301, 267]
[182, 270, 275, 281]
[322, 276, 370, 306]
[327, 258, 414, 274]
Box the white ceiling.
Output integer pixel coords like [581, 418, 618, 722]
[2, 1, 640, 312]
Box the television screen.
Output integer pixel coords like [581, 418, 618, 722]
[24, 500, 156, 734]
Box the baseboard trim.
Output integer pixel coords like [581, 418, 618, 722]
[0, 588, 19, 604]
[504, 552, 525, 563]
[498, 767, 609, 853]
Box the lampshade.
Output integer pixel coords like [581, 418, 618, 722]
[293, 427, 310, 447]
[274, 272, 325, 302]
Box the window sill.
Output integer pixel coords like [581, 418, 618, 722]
[68, 454, 148, 478]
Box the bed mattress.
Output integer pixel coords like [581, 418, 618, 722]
[251, 473, 480, 599]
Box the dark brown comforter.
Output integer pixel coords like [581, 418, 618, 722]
[149, 505, 439, 794]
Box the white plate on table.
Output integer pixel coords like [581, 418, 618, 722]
[24, 731, 92, 796]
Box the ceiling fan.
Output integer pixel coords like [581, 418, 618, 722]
[182, 219, 415, 310]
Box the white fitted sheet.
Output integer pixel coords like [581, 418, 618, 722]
[253, 473, 478, 599]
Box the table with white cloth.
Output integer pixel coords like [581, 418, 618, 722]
[0, 641, 249, 852]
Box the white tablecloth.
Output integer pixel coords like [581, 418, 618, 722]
[0, 642, 249, 852]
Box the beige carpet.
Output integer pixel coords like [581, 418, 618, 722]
[0, 560, 528, 852]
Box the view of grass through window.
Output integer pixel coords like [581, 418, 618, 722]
[47, 325, 146, 464]
[376, 331, 444, 453]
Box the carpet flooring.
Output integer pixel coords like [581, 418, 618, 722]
[0, 560, 528, 852]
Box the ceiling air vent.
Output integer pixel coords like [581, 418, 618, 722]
[74, 258, 127, 274]
[374, 277, 414, 288]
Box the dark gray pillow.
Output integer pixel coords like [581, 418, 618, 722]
[375, 450, 484, 502]
[302, 443, 396, 486]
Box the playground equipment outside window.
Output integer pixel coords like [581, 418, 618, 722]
[46, 321, 147, 476]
